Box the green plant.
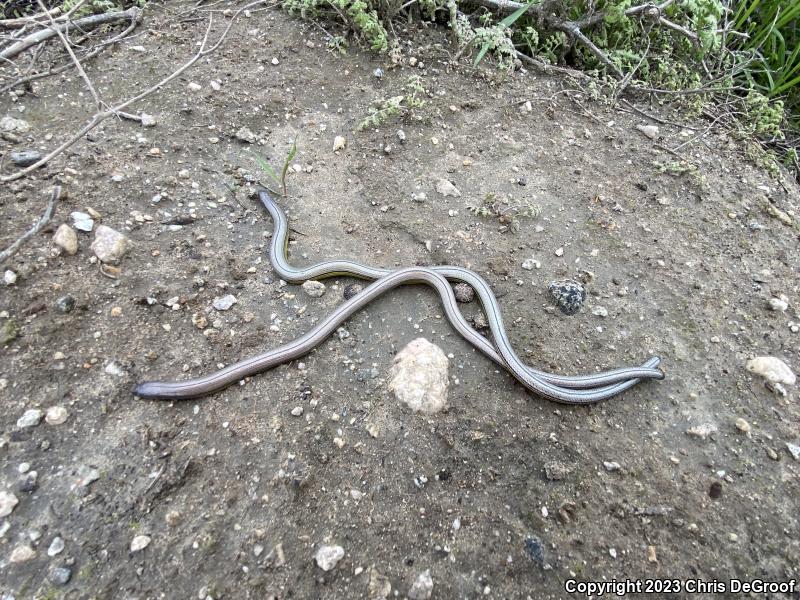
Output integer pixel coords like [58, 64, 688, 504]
[357, 76, 427, 130]
[251, 136, 298, 198]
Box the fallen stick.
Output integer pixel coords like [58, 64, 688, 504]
[0, 186, 61, 264]
[1, 6, 140, 60]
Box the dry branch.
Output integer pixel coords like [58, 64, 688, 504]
[0, 185, 61, 264]
[1, 0, 271, 183]
[0, 6, 62, 29]
[0, 6, 140, 60]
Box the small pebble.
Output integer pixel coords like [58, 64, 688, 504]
[10, 545, 36, 563]
[50, 566, 72, 585]
[130, 535, 151, 552]
[343, 283, 363, 300]
[603, 461, 621, 472]
[453, 283, 474, 303]
[591, 306, 609, 317]
[686, 423, 718, 440]
[4, 270, 17, 285]
[53, 224, 78, 255]
[333, 136, 347, 151]
[786, 443, 800, 461]
[56, 295, 75, 313]
[521, 258, 540, 270]
[408, 569, 434, 600]
[213, 295, 238, 311]
[0, 491, 19, 517]
[17, 409, 43, 428]
[70, 211, 94, 232]
[548, 279, 586, 315]
[435, 178, 461, 197]
[746, 356, 795, 386]
[48, 536, 65, 557]
[734, 417, 751, 433]
[45, 406, 69, 425]
[291, 406, 304, 416]
[10, 150, 42, 167]
[301, 280, 326, 298]
[315, 544, 345, 571]
[91, 225, 129, 264]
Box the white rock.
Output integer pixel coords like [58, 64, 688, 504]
[235, 127, 256, 144]
[213, 294, 238, 311]
[0, 491, 19, 517]
[554, 247, 564, 257]
[271, 57, 279, 65]
[70, 211, 94, 232]
[435, 178, 461, 198]
[301, 280, 326, 298]
[333, 135, 347, 151]
[73, 465, 100, 488]
[53, 224, 78, 255]
[686, 423, 718, 440]
[0, 115, 31, 133]
[17, 409, 43, 428]
[187, 82, 202, 91]
[104, 362, 125, 376]
[291, 406, 304, 416]
[45, 405, 68, 425]
[9, 545, 36, 563]
[787, 443, 800, 461]
[520, 100, 533, 113]
[768, 295, 789, 311]
[130, 534, 151, 552]
[91, 225, 129, 264]
[47, 536, 65, 556]
[140, 113, 157, 127]
[521, 258, 540, 270]
[315, 544, 345, 571]
[388, 338, 449, 414]
[408, 569, 434, 600]
[603, 461, 621, 472]
[592, 306, 609, 317]
[4, 270, 17, 285]
[636, 124, 659, 139]
[746, 356, 795, 385]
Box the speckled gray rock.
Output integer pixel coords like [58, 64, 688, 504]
[10, 150, 41, 167]
[548, 279, 586, 315]
[453, 282, 474, 303]
[0, 115, 31, 133]
[213, 294, 237, 311]
[408, 570, 433, 600]
[388, 338, 449, 414]
[50, 566, 72, 585]
[746, 356, 795, 385]
[55, 295, 75, 313]
[302, 280, 326, 298]
[91, 225, 129, 263]
[343, 283, 363, 300]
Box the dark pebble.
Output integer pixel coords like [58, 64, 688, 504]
[50, 566, 72, 586]
[17, 474, 38, 493]
[709, 481, 723, 499]
[517, 177, 527, 186]
[343, 284, 363, 300]
[547, 279, 586, 315]
[453, 282, 474, 303]
[55, 295, 76, 313]
[635, 182, 648, 191]
[524, 536, 545, 566]
[10, 150, 42, 168]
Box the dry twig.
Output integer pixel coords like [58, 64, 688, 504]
[0, 6, 139, 61]
[0, 186, 61, 264]
[1, 0, 271, 183]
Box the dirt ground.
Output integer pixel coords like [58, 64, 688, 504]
[1, 2, 799, 598]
